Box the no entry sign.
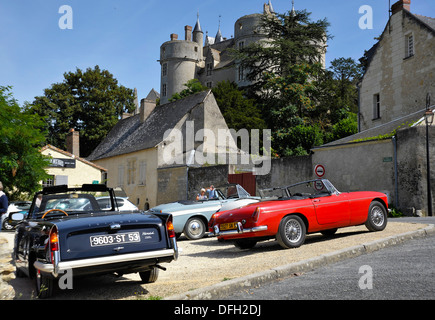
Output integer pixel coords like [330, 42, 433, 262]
[314, 164, 325, 178]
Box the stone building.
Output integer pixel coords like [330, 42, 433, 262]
[88, 90, 239, 208]
[159, 1, 326, 104]
[358, 0, 435, 131]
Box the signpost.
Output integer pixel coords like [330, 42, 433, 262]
[314, 165, 325, 178]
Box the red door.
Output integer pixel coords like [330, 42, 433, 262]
[228, 173, 256, 196]
[312, 193, 351, 226]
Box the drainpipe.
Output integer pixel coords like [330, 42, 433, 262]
[357, 81, 362, 132]
[392, 136, 399, 209]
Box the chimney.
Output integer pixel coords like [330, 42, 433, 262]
[66, 128, 80, 157]
[140, 98, 157, 123]
[391, 0, 411, 15]
[185, 25, 192, 41]
[170, 33, 178, 41]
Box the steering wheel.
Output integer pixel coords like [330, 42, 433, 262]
[41, 209, 69, 219]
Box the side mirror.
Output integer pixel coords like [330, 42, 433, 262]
[11, 212, 24, 221]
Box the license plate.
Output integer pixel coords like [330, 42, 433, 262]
[90, 232, 141, 247]
[220, 222, 237, 231]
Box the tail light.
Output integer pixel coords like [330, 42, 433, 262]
[49, 226, 59, 261]
[252, 207, 261, 223]
[166, 216, 176, 238]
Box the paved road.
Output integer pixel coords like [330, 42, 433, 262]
[225, 218, 435, 300]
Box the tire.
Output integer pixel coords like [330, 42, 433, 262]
[35, 269, 54, 299]
[365, 201, 387, 232]
[139, 267, 159, 283]
[2, 219, 14, 231]
[184, 217, 206, 240]
[276, 215, 306, 249]
[234, 239, 257, 250]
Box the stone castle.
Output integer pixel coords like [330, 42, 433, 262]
[159, 1, 326, 104]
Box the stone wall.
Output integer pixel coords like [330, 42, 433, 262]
[154, 126, 434, 215]
[396, 125, 435, 215]
[0, 235, 15, 300]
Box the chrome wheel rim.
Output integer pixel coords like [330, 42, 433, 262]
[284, 219, 302, 243]
[188, 220, 203, 238]
[371, 206, 385, 227]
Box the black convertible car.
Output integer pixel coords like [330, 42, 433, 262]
[13, 184, 178, 298]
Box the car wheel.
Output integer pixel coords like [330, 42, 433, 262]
[35, 269, 54, 299]
[234, 239, 257, 250]
[276, 215, 306, 249]
[184, 217, 206, 240]
[2, 219, 14, 230]
[365, 201, 387, 232]
[139, 267, 159, 283]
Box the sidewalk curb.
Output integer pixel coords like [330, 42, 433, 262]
[164, 224, 435, 300]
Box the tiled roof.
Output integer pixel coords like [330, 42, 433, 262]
[87, 90, 211, 161]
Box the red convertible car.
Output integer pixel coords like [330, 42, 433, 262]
[209, 179, 388, 249]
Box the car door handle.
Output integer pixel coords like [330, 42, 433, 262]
[312, 199, 320, 203]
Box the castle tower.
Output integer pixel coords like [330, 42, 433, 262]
[160, 23, 202, 105]
[193, 13, 204, 58]
[234, 7, 269, 87]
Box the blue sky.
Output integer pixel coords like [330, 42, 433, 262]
[1, 0, 434, 106]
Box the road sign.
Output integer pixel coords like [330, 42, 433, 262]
[314, 165, 325, 178]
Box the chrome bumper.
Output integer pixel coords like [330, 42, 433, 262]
[213, 222, 268, 237]
[35, 238, 178, 277]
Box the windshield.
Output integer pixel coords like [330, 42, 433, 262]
[32, 193, 103, 218]
[259, 187, 289, 199]
[260, 179, 340, 200]
[286, 179, 339, 198]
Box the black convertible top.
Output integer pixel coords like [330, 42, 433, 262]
[41, 184, 112, 195]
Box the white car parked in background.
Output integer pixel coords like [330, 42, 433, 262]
[96, 197, 138, 211]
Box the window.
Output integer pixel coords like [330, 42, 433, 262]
[162, 84, 167, 97]
[42, 175, 55, 188]
[238, 41, 245, 50]
[139, 161, 147, 186]
[206, 63, 213, 76]
[55, 175, 68, 186]
[162, 63, 168, 77]
[127, 159, 136, 185]
[406, 33, 414, 58]
[206, 82, 213, 88]
[238, 65, 245, 81]
[118, 165, 125, 187]
[373, 94, 381, 120]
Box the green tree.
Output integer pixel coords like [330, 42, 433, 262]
[233, 8, 330, 156]
[313, 57, 361, 143]
[0, 86, 50, 200]
[212, 81, 265, 131]
[169, 79, 208, 102]
[30, 66, 135, 157]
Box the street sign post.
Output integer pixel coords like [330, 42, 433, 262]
[314, 165, 325, 178]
